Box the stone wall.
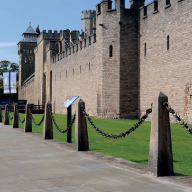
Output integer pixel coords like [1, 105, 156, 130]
[139, 0, 192, 123]
[19, 76, 36, 104]
[50, 35, 98, 115]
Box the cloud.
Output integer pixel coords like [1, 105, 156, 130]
[0, 42, 17, 47]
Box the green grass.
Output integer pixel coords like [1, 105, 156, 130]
[2, 111, 192, 176]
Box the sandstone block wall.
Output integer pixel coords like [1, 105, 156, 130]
[51, 35, 99, 115]
[139, 0, 192, 123]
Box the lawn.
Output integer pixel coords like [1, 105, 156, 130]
[2, 111, 192, 176]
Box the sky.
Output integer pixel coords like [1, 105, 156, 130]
[0, 0, 151, 65]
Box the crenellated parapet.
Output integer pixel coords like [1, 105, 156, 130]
[81, 10, 96, 20]
[37, 30, 60, 44]
[140, 0, 186, 20]
[51, 33, 96, 65]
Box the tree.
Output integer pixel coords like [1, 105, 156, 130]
[0, 60, 19, 99]
[0, 60, 19, 78]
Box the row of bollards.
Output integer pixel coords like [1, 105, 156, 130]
[1, 99, 89, 152]
[0, 93, 174, 177]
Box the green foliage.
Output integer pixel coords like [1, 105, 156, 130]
[3, 111, 192, 176]
[0, 60, 18, 77]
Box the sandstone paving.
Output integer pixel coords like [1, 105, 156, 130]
[0, 124, 191, 192]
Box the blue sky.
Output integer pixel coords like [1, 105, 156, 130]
[0, 0, 151, 64]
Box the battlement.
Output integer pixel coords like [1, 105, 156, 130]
[96, 0, 145, 15]
[51, 33, 96, 65]
[139, 0, 185, 19]
[37, 30, 60, 44]
[60, 29, 70, 40]
[81, 10, 96, 19]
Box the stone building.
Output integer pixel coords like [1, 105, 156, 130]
[18, 0, 192, 123]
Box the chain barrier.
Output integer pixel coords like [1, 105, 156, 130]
[8, 112, 13, 120]
[48, 105, 76, 133]
[28, 107, 45, 126]
[81, 103, 153, 139]
[15, 105, 25, 124]
[163, 102, 192, 134]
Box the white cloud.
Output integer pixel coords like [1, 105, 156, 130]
[0, 42, 17, 47]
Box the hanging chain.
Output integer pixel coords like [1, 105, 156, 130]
[81, 103, 153, 139]
[8, 110, 13, 120]
[15, 105, 25, 123]
[28, 107, 44, 126]
[163, 102, 192, 134]
[48, 105, 76, 133]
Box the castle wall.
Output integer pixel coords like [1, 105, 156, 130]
[34, 30, 60, 105]
[19, 76, 36, 104]
[51, 35, 99, 115]
[139, 0, 192, 123]
[95, 0, 140, 119]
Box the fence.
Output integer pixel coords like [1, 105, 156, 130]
[0, 92, 191, 177]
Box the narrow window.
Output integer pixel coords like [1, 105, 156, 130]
[154, 1, 158, 12]
[109, 45, 113, 57]
[94, 33, 96, 43]
[144, 43, 146, 56]
[108, 1, 112, 9]
[167, 35, 169, 50]
[144, 6, 147, 17]
[98, 4, 101, 13]
[166, 0, 170, 5]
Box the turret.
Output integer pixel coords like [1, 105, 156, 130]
[129, 0, 145, 9]
[81, 10, 96, 37]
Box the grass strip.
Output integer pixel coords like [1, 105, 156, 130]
[1, 111, 192, 176]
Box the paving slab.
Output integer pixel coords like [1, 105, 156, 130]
[0, 123, 191, 192]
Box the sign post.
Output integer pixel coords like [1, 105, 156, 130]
[67, 105, 72, 143]
[60, 96, 79, 143]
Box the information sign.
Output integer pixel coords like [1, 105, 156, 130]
[60, 96, 79, 108]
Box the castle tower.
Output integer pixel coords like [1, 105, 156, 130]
[129, 0, 145, 9]
[95, 0, 140, 118]
[81, 10, 96, 38]
[17, 21, 38, 98]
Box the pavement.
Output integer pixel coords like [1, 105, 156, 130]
[0, 123, 192, 192]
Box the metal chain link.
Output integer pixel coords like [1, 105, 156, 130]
[8, 112, 13, 120]
[48, 105, 76, 133]
[15, 105, 25, 123]
[81, 103, 153, 139]
[163, 102, 192, 134]
[28, 107, 45, 126]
